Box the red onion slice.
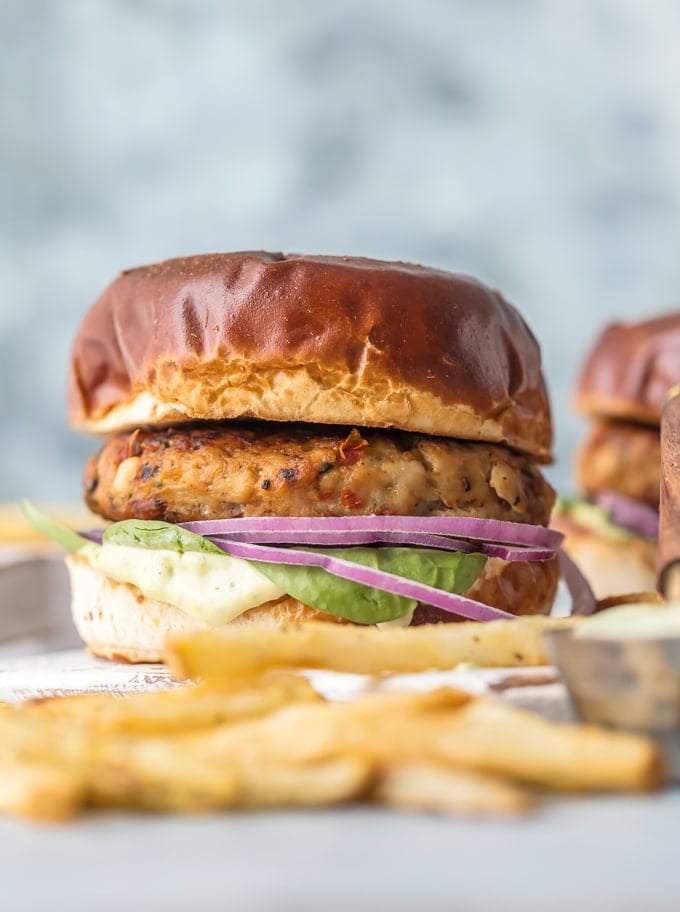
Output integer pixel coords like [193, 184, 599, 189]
[207, 529, 478, 551]
[79, 529, 104, 545]
[206, 529, 555, 562]
[595, 492, 659, 540]
[474, 542, 555, 561]
[181, 515, 563, 549]
[208, 536, 514, 622]
[558, 549, 596, 616]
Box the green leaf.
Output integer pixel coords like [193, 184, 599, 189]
[103, 520, 224, 555]
[21, 501, 91, 554]
[555, 496, 632, 542]
[252, 547, 487, 624]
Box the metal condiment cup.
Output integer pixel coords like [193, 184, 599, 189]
[543, 628, 680, 778]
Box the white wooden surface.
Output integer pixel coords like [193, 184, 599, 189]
[1, 797, 679, 912]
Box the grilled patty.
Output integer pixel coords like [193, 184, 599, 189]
[577, 419, 660, 508]
[84, 423, 555, 525]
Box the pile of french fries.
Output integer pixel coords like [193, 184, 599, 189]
[0, 619, 665, 822]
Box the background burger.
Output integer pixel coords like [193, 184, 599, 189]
[552, 312, 680, 598]
[39, 252, 559, 662]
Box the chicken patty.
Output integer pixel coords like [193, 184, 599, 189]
[84, 423, 555, 525]
[577, 419, 660, 507]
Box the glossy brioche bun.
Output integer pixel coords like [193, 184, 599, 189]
[68, 252, 552, 460]
[550, 514, 657, 601]
[66, 551, 559, 663]
[576, 312, 680, 425]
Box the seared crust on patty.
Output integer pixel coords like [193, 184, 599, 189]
[84, 423, 555, 526]
[577, 419, 661, 507]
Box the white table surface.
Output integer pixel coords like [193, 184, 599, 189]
[1, 796, 679, 912]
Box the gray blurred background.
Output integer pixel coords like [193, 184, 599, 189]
[2, 0, 680, 501]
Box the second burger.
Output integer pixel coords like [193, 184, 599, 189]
[554, 312, 680, 598]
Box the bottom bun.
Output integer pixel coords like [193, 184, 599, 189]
[66, 551, 559, 663]
[551, 515, 657, 600]
[66, 554, 344, 663]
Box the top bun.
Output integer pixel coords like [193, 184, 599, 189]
[576, 312, 680, 425]
[68, 252, 552, 460]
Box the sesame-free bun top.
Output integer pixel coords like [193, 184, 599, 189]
[68, 252, 552, 460]
[576, 312, 680, 425]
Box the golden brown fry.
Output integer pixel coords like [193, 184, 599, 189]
[21, 676, 320, 734]
[195, 690, 663, 793]
[234, 754, 373, 809]
[90, 737, 371, 812]
[192, 688, 468, 766]
[0, 717, 238, 814]
[0, 760, 84, 822]
[0, 716, 238, 813]
[374, 761, 533, 817]
[88, 736, 241, 812]
[431, 699, 665, 792]
[0, 712, 90, 765]
[166, 617, 576, 681]
[87, 737, 372, 812]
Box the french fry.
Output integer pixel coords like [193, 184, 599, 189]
[0, 712, 90, 766]
[0, 760, 84, 822]
[192, 690, 663, 793]
[90, 725, 372, 811]
[430, 699, 665, 792]
[0, 716, 240, 813]
[374, 762, 534, 816]
[166, 617, 576, 681]
[191, 688, 468, 766]
[233, 754, 373, 809]
[90, 738, 372, 812]
[88, 736, 241, 812]
[22, 676, 320, 734]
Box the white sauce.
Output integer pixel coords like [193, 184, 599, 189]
[83, 542, 284, 624]
[574, 602, 680, 640]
